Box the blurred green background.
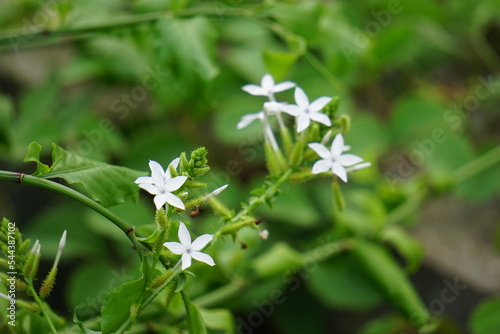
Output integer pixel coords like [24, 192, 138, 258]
[0, 0, 499, 333]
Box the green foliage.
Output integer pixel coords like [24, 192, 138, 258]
[181, 290, 207, 334]
[0, 0, 498, 332]
[100, 262, 161, 334]
[469, 298, 500, 334]
[24, 142, 144, 207]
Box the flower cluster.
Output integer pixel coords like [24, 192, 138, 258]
[135, 152, 227, 270]
[238, 74, 370, 182]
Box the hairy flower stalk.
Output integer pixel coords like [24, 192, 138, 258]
[23, 240, 41, 279]
[39, 230, 67, 298]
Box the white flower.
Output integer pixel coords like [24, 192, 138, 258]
[164, 222, 215, 270]
[242, 74, 295, 100]
[237, 111, 264, 129]
[236, 101, 286, 130]
[283, 87, 332, 133]
[308, 134, 364, 182]
[135, 158, 187, 210]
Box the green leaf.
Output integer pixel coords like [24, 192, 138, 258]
[199, 308, 235, 334]
[23, 142, 50, 176]
[252, 242, 302, 278]
[306, 252, 385, 310]
[100, 263, 160, 334]
[24, 142, 144, 207]
[382, 226, 424, 273]
[157, 17, 219, 82]
[352, 242, 436, 332]
[181, 290, 207, 334]
[470, 298, 500, 334]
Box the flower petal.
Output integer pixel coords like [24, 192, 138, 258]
[309, 112, 332, 127]
[294, 87, 309, 108]
[153, 193, 168, 210]
[164, 176, 187, 192]
[181, 253, 192, 270]
[309, 97, 332, 112]
[191, 234, 214, 251]
[312, 159, 332, 174]
[308, 143, 331, 160]
[138, 182, 160, 195]
[165, 192, 185, 210]
[242, 84, 266, 96]
[296, 114, 311, 133]
[337, 154, 363, 167]
[178, 222, 191, 246]
[261, 74, 274, 91]
[149, 160, 165, 187]
[169, 157, 180, 170]
[237, 113, 263, 129]
[191, 251, 215, 266]
[263, 101, 284, 115]
[163, 241, 186, 255]
[331, 162, 348, 182]
[282, 105, 301, 117]
[135, 176, 152, 184]
[331, 134, 344, 157]
[272, 81, 295, 93]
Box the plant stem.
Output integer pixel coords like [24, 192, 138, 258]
[0, 170, 168, 264]
[453, 144, 500, 184]
[115, 261, 182, 334]
[193, 239, 352, 308]
[0, 7, 253, 52]
[26, 280, 58, 334]
[230, 169, 292, 224]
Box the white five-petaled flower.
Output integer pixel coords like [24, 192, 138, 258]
[242, 74, 295, 100]
[283, 87, 332, 133]
[164, 222, 215, 270]
[308, 134, 365, 182]
[135, 158, 188, 210]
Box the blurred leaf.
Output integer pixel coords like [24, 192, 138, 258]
[24, 142, 144, 207]
[390, 96, 448, 141]
[199, 308, 234, 334]
[157, 17, 219, 82]
[252, 242, 302, 278]
[382, 226, 423, 273]
[306, 252, 385, 310]
[257, 184, 322, 227]
[454, 156, 500, 202]
[359, 314, 408, 334]
[353, 242, 435, 331]
[338, 190, 387, 235]
[470, 298, 500, 334]
[181, 291, 207, 334]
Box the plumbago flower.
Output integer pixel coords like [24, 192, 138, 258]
[242, 74, 295, 101]
[308, 134, 367, 182]
[164, 222, 215, 270]
[135, 158, 187, 210]
[283, 87, 332, 133]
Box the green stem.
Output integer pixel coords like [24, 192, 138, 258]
[0, 171, 167, 264]
[26, 280, 57, 334]
[115, 261, 183, 334]
[193, 239, 352, 309]
[303, 52, 345, 93]
[0, 7, 253, 51]
[453, 145, 500, 184]
[229, 169, 292, 224]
